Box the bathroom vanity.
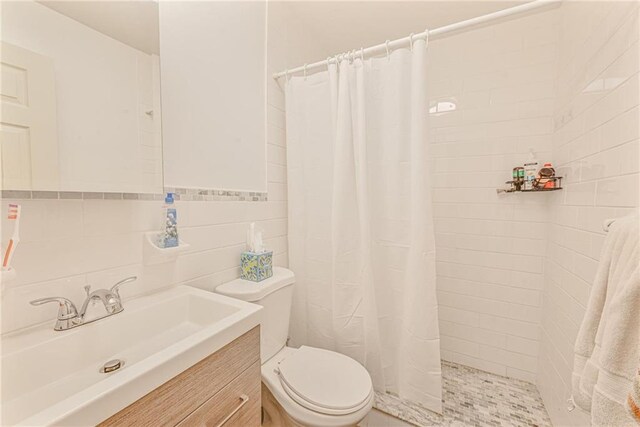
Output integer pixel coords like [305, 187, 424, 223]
[99, 327, 261, 427]
[1, 287, 262, 426]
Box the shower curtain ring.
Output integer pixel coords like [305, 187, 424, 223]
[385, 40, 390, 60]
[285, 69, 289, 81]
[303, 63, 307, 80]
[425, 29, 430, 49]
[409, 33, 414, 52]
[360, 47, 364, 61]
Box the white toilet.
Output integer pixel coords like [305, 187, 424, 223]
[215, 267, 374, 427]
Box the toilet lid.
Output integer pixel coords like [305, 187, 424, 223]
[276, 346, 373, 416]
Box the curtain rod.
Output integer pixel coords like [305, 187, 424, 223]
[273, 0, 560, 80]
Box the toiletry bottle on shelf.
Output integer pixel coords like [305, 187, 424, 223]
[538, 162, 556, 189]
[512, 167, 524, 191]
[160, 193, 179, 248]
[523, 150, 538, 191]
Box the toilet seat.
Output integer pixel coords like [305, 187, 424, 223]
[262, 346, 374, 427]
[276, 346, 373, 416]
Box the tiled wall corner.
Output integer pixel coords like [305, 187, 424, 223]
[537, 2, 640, 426]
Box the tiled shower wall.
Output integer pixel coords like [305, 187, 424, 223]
[428, 9, 559, 383]
[537, 2, 640, 426]
[0, 6, 295, 335]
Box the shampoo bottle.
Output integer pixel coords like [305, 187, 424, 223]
[160, 192, 179, 248]
[523, 150, 538, 191]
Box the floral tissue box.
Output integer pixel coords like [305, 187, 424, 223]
[241, 251, 273, 282]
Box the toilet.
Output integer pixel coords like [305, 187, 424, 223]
[215, 267, 374, 427]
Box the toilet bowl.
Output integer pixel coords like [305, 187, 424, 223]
[215, 267, 374, 427]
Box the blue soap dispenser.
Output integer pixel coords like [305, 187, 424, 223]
[160, 192, 179, 248]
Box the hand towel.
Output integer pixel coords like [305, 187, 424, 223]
[572, 214, 640, 426]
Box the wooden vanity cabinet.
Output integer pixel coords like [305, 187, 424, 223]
[99, 326, 261, 427]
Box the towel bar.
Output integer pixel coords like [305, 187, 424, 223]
[603, 218, 616, 232]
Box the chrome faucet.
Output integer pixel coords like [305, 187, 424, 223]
[30, 276, 136, 331]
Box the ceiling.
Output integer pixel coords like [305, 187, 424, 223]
[281, 1, 529, 57]
[37, 0, 532, 60]
[39, 0, 159, 54]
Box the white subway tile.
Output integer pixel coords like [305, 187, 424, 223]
[1, 275, 87, 334]
[267, 104, 286, 129]
[267, 123, 286, 146]
[1, 200, 83, 243]
[595, 174, 640, 207]
[564, 182, 596, 205]
[267, 143, 287, 165]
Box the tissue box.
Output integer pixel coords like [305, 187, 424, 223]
[241, 251, 273, 282]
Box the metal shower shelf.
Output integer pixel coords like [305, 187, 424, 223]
[497, 177, 563, 194]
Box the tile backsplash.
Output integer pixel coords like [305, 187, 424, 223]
[1, 196, 287, 336]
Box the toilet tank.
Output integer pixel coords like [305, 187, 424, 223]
[215, 267, 295, 362]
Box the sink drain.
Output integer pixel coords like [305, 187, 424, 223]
[100, 359, 124, 373]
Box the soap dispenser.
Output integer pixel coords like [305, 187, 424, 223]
[160, 192, 179, 248]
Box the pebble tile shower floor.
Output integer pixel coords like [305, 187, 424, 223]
[374, 361, 551, 426]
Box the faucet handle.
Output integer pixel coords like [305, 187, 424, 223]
[110, 276, 137, 298]
[30, 297, 79, 320]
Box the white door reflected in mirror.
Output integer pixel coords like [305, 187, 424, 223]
[1, 43, 59, 191]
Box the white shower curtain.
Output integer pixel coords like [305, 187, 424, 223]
[285, 39, 442, 413]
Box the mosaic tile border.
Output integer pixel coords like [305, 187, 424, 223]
[1, 187, 268, 202]
[167, 187, 268, 202]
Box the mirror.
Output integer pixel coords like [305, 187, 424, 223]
[159, 0, 267, 193]
[1, 0, 162, 194]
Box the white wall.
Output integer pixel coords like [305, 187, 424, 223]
[160, 1, 267, 192]
[537, 2, 640, 425]
[428, 9, 559, 383]
[1, 1, 162, 193]
[265, 2, 335, 206]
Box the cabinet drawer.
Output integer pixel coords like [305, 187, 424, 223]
[178, 360, 261, 427]
[99, 326, 260, 427]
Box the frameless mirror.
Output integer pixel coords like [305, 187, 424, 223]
[1, 0, 163, 194]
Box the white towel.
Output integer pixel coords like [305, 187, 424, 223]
[572, 214, 640, 427]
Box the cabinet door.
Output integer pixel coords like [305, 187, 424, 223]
[98, 326, 260, 427]
[178, 361, 261, 427]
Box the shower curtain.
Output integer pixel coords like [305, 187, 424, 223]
[285, 38, 442, 413]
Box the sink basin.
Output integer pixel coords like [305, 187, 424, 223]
[1, 285, 262, 426]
